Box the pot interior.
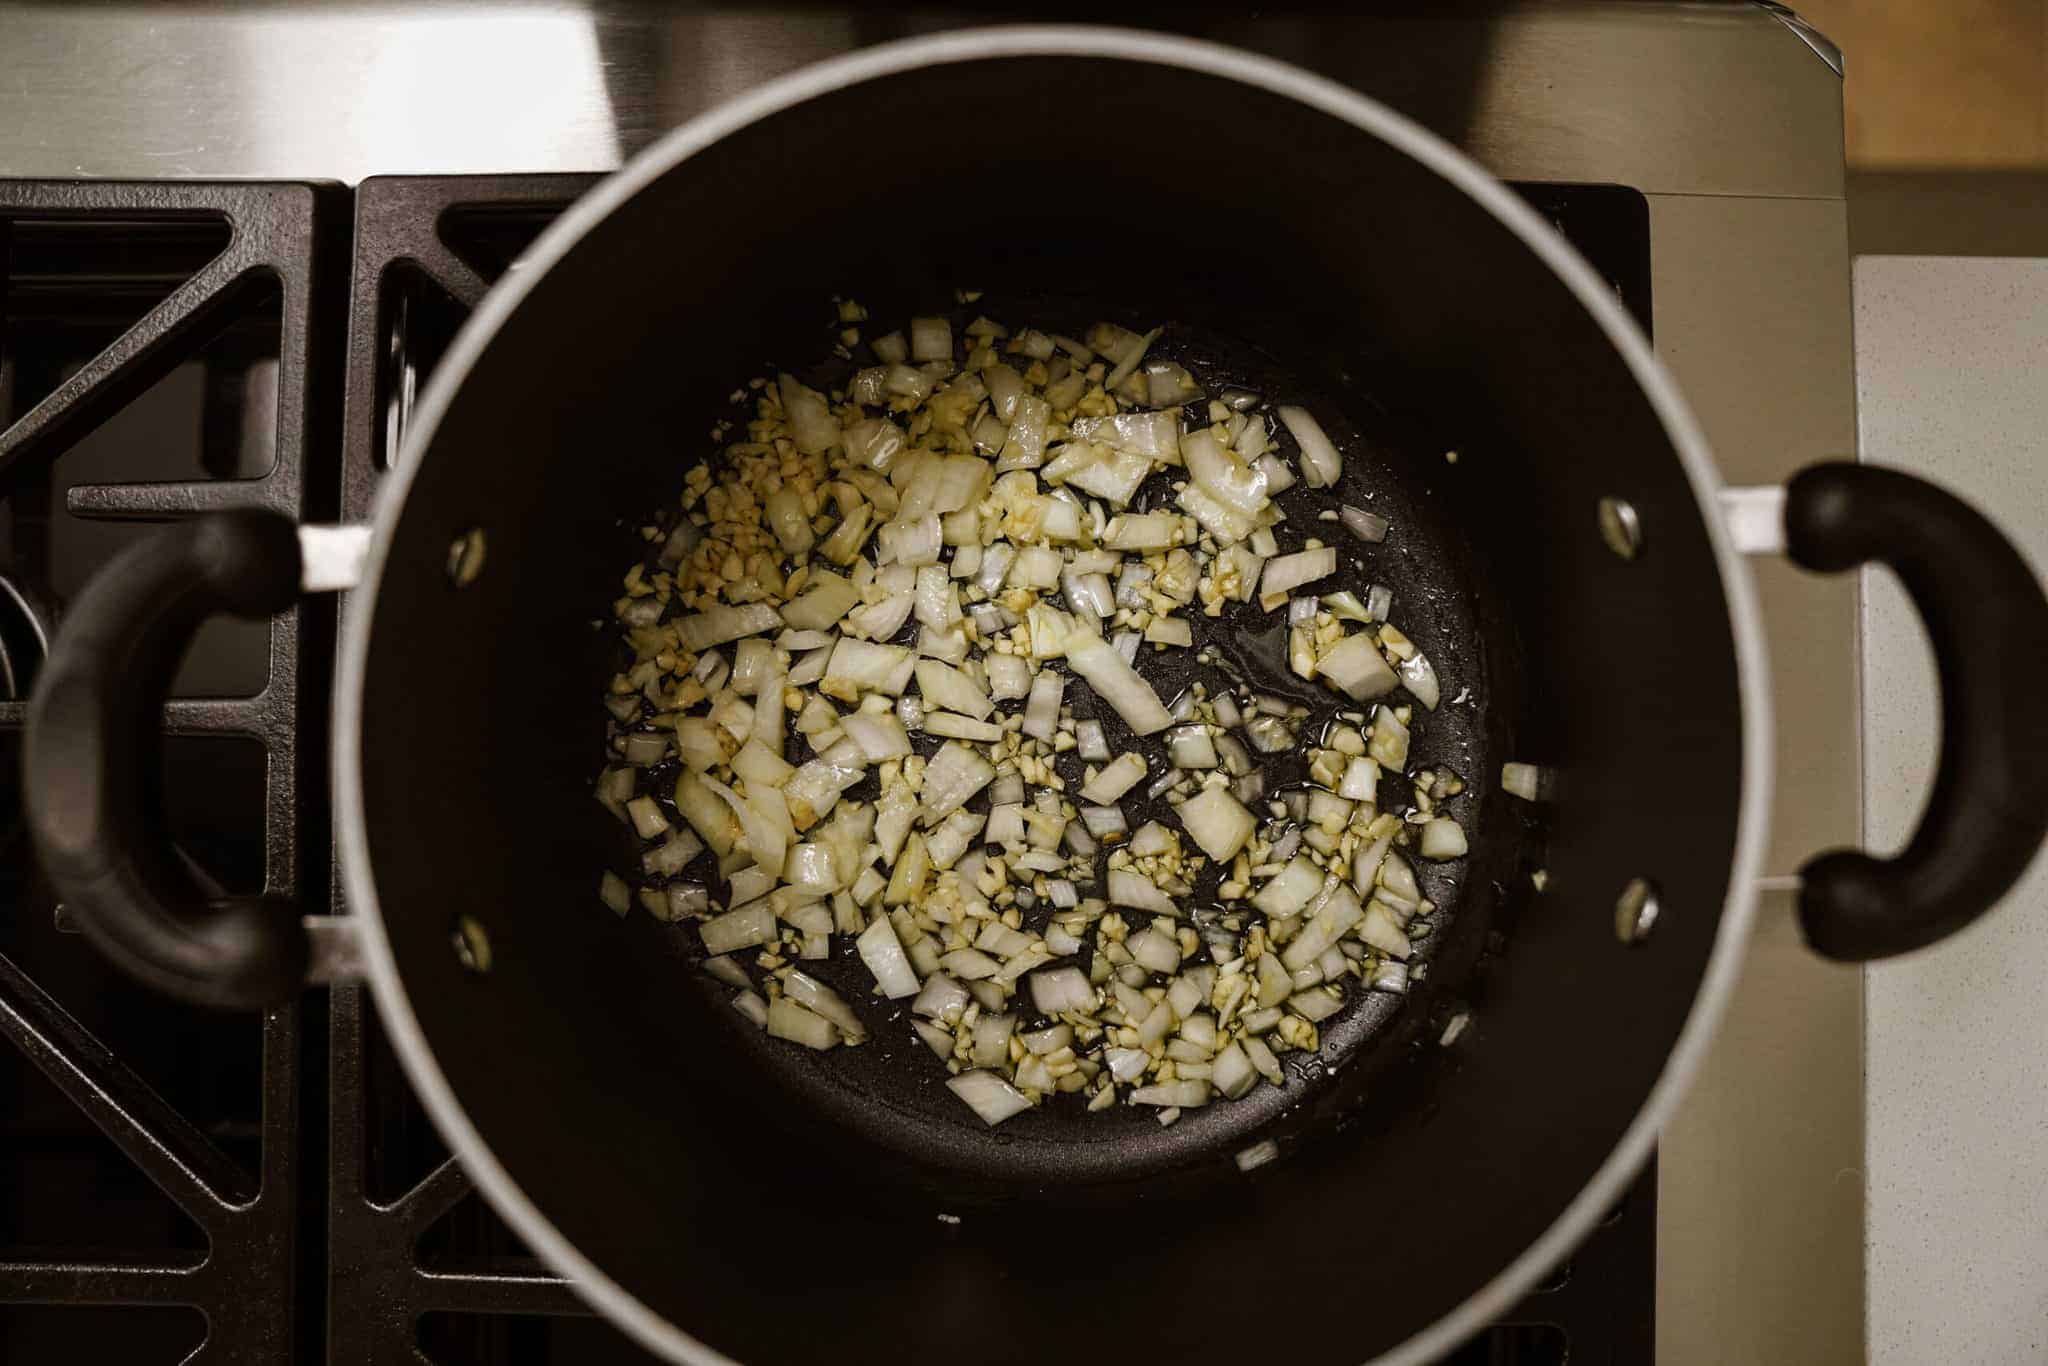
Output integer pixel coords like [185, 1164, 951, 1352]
[352, 49, 1745, 1365]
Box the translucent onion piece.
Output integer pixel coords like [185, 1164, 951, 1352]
[700, 900, 776, 955]
[677, 603, 782, 653]
[1028, 965, 1096, 1015]
[1399, 650, 1442, 710]
[1316, 633, 1397, 702]
[1277, 404, 1342, 488]
[783, 970, 867, 1041]
[1108, 868, 1180, 917]
[1341, 504, 1391, 543]
[1420, 817, 1468, 860]
[1080, 752, 1147, 805]
[1501, 762, 1548, 801]
[1260, 548, 1336, 600]
[1177, 785, 1254, 862]
[948, 1070, 1033, 1126]
[766, 997, 841, 1050]
[1022, 670, 1064, 741]
[1066, 633, 1171, 735]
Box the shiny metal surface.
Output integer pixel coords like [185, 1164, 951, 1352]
[0, 4, 1862, 1362]
[1721, 486, 1792, 555]
[298, 524, 371, 593]
[1754, 2, 1847, 77]
[0, 3, 1841, 197]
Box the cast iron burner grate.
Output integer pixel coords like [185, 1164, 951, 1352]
[0, 172, 1654, 1365]
[0, 178, 346, 1364]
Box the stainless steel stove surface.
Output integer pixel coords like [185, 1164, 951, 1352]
[0, 6, 1859, 1364]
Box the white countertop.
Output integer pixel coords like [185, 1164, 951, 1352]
[1855, 255, 2048, 1364]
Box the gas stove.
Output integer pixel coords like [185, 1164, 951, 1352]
[0, 6, 1858, 1363]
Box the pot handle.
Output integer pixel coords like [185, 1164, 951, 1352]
[1771, 462, 2048, 960]
[24, 509, 360, 1008]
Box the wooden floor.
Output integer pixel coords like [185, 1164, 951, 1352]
[1797, 1, 2048, 167]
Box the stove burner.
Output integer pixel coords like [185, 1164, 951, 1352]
[0, 177, 341, 1364]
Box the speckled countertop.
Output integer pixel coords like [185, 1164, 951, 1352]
[1855, 255, 2048, 1365]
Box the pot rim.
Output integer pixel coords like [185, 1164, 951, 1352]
[334, 24, 1775, 1366]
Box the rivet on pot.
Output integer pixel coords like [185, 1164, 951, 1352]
[447, 527, 487, 587]
[451, 915, 493, 974]
[1597, 497, 1642, 561]
[1615, 878, 1660, 944]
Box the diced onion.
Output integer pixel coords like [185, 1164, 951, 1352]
[1001, 395, 1050, 469]
[1281, 885, 1364, 972]
[1108, 868, 1180, 917]
[1166, 724, 1218, 770]
[844, 417, 905, 472]
[1022, 670, 1064, 740]
[1102, 513, 1180, 551]
[826, 638, 911, 696]
[912, 972, 971, 1024]
[986, 653, 1031, 701]
[1128, 927, 1182, 973]
[1214, 1043, 1259, 1101]
[1370, 959, 1410, 994]
[1316, 633, 1398, 702]
[642, 830, 704, 878]
[1352, 834, 1392, 897]
[702, 776, 787, 878]
[1369, 705, 1411, 769]
[1080, 805, 1128, 839]
[1338, 756, 1380, 801]
[1177, 785, 1254, 862]
[841, 711, 911, 763]
[1145, 616, 1192, 648]
[767, 997, 841, 1050]
[909, 316, 951, 362]
[948, 1070, 1033, 1125]
[877, 514, 942, 568]
[1277, 404, 1342, 488]
[777, 374, 839, 456]
[1420, 817, 1468, 860]
[920, 741, 995, 821]
[783, 970, 867, 1041]
[1066, 633, 1171, 735]
[1028, 965, 1096, 1016]
[1399, 651, 1442, 710]
[625, 795, 670, 839]
[678, 603, 782, 653]
[925, 711, 1002, 742]
[1361, 901, 1412, 958]
[1131, 1080, 1210, 1108]
[1095, 322, 1156, 388]
[1081, 752, 1147, 804]
[1182, 428, 1270, 519]
[700, 900, 776, 955]
[1253, 857, 1323, 918]
[1260, 548, 1336, 600]
[916, 659, 993, 720]
[781, 571, 859, 631]
[1341, 504, 1390, 543]
[1502, 762, 1547, 801]
[658, 516, 703, 566]
[1074, 719, 1109, 762]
